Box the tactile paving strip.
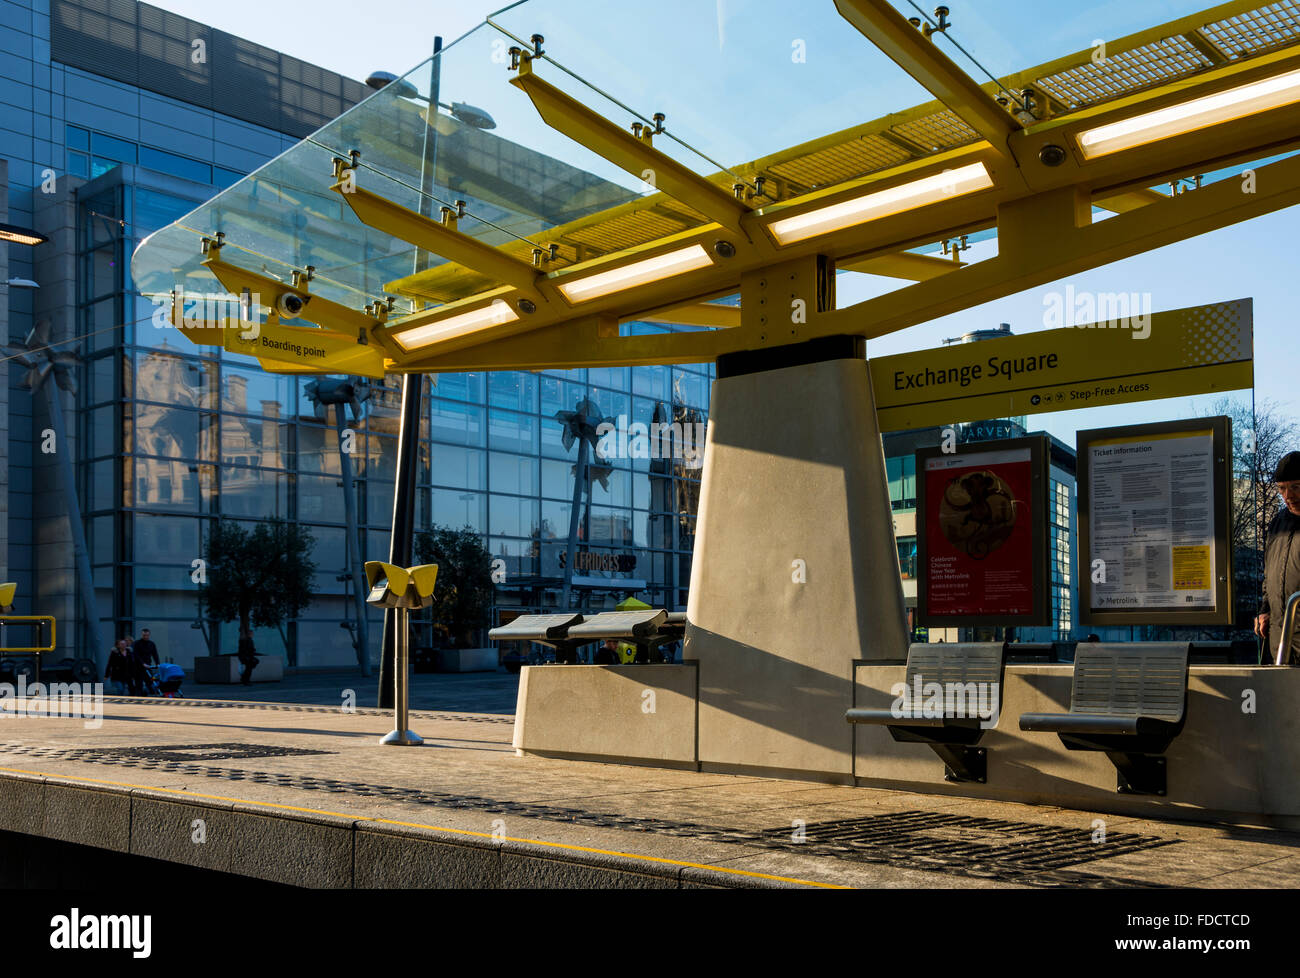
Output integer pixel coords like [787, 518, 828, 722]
[0, 743, 1177, 888]
[99, 697, 514, 724]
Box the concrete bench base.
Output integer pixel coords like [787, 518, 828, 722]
[515, 661, 1300, 830]
[514, 663, 698, 765]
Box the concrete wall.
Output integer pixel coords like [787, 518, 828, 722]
[513, 663, 698, 767]
[0, 771, 751, 888]
[854, 663, 1300, 828]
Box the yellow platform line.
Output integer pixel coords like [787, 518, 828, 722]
[0, 765, 847, 889]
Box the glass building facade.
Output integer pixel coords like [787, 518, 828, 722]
[883, 423, 1080, 643]
[4, 0, 713, 670]
[70, 139, 713, 671]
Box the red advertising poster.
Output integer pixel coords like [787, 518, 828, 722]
[920, 446, 1038, 621]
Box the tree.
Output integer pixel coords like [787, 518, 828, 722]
[1206, 397, 1299, 636]
[414, 524, 494, 648]
[199, 518, 317, 651]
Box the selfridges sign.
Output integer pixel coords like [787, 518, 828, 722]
[558, 551, 638, 574]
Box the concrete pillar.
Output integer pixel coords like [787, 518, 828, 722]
[684, 341, 910, 782]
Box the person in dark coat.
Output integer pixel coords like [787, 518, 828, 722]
[131, 628, 160, 694]
[236, 628, 258, 685]
[1257, 452, 1300, 663]
[106, 640, 131, 695]
[133, 628, 159, 670]
[122, 636, 139, 694]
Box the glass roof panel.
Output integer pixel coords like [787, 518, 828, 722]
[132, 1, 933, 318]
[132, 0, 1299, 327]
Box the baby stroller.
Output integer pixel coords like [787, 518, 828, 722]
[155, 662, 185, 698]
[139, 664, 162, 697]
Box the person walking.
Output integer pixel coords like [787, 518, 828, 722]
[133, 627, 159, 671]
[236, 628, 259, 686]
[131, 628, 160, 695]
[1256, 452, 1300, 664]
[122, 635, 139, 694]
[105, 640, 131, 695]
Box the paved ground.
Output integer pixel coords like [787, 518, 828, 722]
[187, 668, 520, 714]
[2, 693, 1299, 888]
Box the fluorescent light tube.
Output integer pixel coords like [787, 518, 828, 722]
[766, 162, 993, 245]
[0, 223, 49, 246]
[394, 299, 518, 350]
[1077, 67, 1300, 159]
[557, 244, 713, 303]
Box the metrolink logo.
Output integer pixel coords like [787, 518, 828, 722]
[596, 415, 708, 469]
[50, 909, 151, 958]
[0, 677, 103, 729]
[150, 290, 264, 340]
[1042, 285, 1152, 339]
[889, 675, 1001, 729]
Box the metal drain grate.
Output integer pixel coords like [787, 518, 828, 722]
[754, 811, 1176, 873]
[76, 743, 335, 762]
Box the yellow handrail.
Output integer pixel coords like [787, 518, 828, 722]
[0, 616, 56, 654]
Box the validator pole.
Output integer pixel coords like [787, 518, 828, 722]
[378, 36, 441, 709]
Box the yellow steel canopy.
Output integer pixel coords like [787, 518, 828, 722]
[131, 0, 1300, 377]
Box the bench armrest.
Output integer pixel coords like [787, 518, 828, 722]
[846, 708, 945, 727]
[1020, 712, 1140, 735]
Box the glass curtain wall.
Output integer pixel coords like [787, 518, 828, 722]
[81, 168, 711, 669]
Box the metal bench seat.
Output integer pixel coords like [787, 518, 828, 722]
[567, 610, 667, 640]
[488, 613, 584, 642]
[848, 642, 1007, 783]
[489, 613, 586, 664]
[1019, 643, 1190, 795]
[569, 610, 679, 663]
[489, 610, 684, 664]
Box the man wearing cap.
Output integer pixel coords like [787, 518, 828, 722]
[1257, 452, 1300, 663]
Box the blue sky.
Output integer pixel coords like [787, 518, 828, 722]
[145, 0, 1298, 444]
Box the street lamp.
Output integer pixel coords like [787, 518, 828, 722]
[364, 70, 497, 130]
[304, 377, 372, 677]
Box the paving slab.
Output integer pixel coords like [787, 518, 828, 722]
[0, 696, 1298, 888]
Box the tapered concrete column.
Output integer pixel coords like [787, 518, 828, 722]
[685, 338, 909, 782]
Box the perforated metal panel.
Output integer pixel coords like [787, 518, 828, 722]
[1202, 2, 1300, 58]
[49, 0, 369, 139]
[890, 110, 980, 153]
[1069, 644, 1190, 720]
[1036, 37, 1214, 110]
[903, 642, 1005, 689]
[766, 134, 913, 194]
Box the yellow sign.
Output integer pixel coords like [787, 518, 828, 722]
[870, 299, 1252, 432]
[1172, 545, 1212, 590]
[171, 300, 389, 379]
